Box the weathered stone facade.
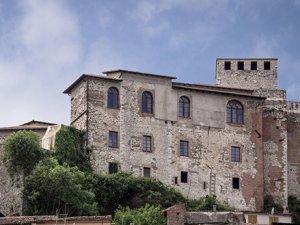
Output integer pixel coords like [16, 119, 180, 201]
[0, 121, 54, 216]
[64, 58, 300, 212]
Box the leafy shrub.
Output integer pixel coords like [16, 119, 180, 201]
[91, 172, 185, 214]
[25, 157, 97, 216]
[113, 204, 166, 225]
[288, 195, 300, 223]
[3, 130, 44, 175]
[187, 196, 234, 211]
[264, 195, 283, 213]
[54, 125, 91, 172]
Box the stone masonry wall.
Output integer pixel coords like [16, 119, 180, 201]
[69, 74, 266, 211]
[262, 100, 288, 207]
[287, 112, 300, 199]
[216, 59, 278, 90]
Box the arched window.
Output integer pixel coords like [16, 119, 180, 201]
[107, 87, 119, 109]
[227, 100, 244, 124]
[142, 91, 153, 113]
[179, 96, 190, 118]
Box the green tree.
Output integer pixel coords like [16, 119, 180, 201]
[54, 125, 91, 172]
[3, 130, 44, 175]
[113, 204, 166, 225]
[24, 157, 97, 216]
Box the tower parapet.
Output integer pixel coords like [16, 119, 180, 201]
[216, 58, 278, 90]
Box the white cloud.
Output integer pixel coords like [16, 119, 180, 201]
[0, 0, 81, 127]
[18, 0, 81, 67]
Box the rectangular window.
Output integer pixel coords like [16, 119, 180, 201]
[143, 135, 152, 152]
[109, 162, 118, 174]
[238, 61, 244, 70]
[224, 61, 231, 70]
[181, 171, 188, 183]
[180, 140, 189, 157]
[264, 61, 271, 70]
[251, 61, 257, 70]
[143, 167, 151, 177]
[232, 177, 240, 189]
[203, 181, 207, 190]
[109, 131, 118, 148]
[231, 146, 240, 162]
[174, 176, 178, 185]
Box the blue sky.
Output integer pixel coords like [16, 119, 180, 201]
[1, 0, 300, 127]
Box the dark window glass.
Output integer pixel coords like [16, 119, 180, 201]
[174, 176, 178, 185]
[109, 131, 118, 148]
[142, 91, 153, 113]
[232, 177, 240, 189]
[143, 167, 151, 177]
[231, 146, 240, 162]
[237, 61, 244, 70]
[203, 181, 207, 190]
[107, 87, 119, 109]
[181, 171, 188, 183]
[227, 100, 244, 125]
[109, 163, 118, 174]
[224, 61, 231, 70]
[251, 61, 257, 70]
[179, 96, 190, 118]
[143, 136, 152, 152]
[264, 61, 271, 70]
[180, 140, 189, 157]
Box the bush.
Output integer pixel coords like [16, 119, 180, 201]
[113, 204, 166, 225]
[54, 125, 91, 172]
[91, 172, 185, 214]
[264, 195, 283, 213]
[288, 195, 300, 223]
[3, 130, 44, 175]
[187, 196, 234, 211]
[25, 157, 97, 216]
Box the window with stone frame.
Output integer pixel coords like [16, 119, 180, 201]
[179, 96, 190, 118]
[143, 167, 151, 177]
[231, 146, 240, 162]
[109, 162, 118, 174]
[109, 131, 118, 148]
[232, 177, 240, 189]
[141, 91, 153, 113]
[107, 87, 119, 109]
[180, 140, 189, 157]
[227, 100, 244, 125]
[143, 135, 152, 152]
[181, 171, 188, 183]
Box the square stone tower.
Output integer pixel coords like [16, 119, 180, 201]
[216, 58, 278, 90]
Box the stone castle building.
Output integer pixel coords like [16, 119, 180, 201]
[1, 58, 299, 216]
[63, 58, 300, 212]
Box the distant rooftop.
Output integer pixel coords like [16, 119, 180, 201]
[0, 120, 56, 131]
